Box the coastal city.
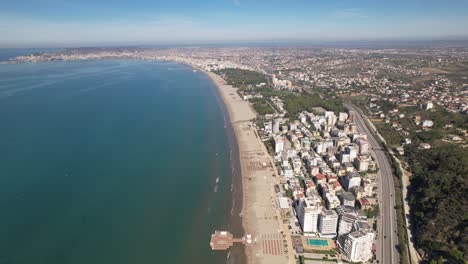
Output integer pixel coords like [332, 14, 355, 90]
[6, 46, 468, 264]
[261, 104, 380, 263]
[10, 46, 468, 113]
[2, 0, 468, 264]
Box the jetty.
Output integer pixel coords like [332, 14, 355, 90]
[209, 231, 252, 250]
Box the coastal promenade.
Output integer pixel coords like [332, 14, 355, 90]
[205, 71, 294, 264]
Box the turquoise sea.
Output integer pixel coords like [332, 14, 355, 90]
[0, 54, 244, 264]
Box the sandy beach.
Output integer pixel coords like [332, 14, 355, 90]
[203, 70, 295, 264]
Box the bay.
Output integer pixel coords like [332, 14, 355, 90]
[0, 59, 240, 264]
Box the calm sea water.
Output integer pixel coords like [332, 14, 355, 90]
[0, 57, 243, 264]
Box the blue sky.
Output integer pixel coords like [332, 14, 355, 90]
[1, 0, 468, 47]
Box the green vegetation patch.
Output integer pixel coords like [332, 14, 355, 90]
[375, 123, 404, 147]
[405, 145, 468, 263]
[282, 93, 346, 116]
[364, 204, 380, 218]
[420, 107, 468, 130]
[216, 68, 267, 86]
[258, 87, 294, 98]
[250, 97, 275, 115]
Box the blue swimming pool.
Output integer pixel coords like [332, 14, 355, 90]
[307, 239, 328, 246]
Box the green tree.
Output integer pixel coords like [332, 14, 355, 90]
[406, 145, 468, 263]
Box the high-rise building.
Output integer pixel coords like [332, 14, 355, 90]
[341, 230, 375, 262]
[318, 209, 338, 238]
[326, 114, 337, 126]
[264, 120, 273, 133]
[356, 138, 369, 154]
[339, 152, 351, 163]
[341, 171, 362, 191]
[338, 213, 357, 235]
[295, 198, 322, 234]
[315, 142, 325, 154]
[325, 193, 341, 210]
[289, 121, 298, 131]
[339, 112, 349, 122]
[354, 156, 369, 172]
[340, 192, 356, 207]
[301, 137, 311, 150]
[272, 119, 280, 134]
[292, 156, 302, 174]
[345, 144, 359, 161]
[274, 135, 284, 153]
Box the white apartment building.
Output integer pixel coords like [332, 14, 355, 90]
[326, 114, 337, 126]
[272, 119, 280, 134]
[342, 230, 375, 262]
[356, 138, 369, 154]
[339, 112, 349, 122]
[325, 193, 341, 210]
[274, 135, 284, 153]
[295, 198, 322, 234]
[342, 171, 362, 191]
[318, 209, 338, 238]
[301, 137, 311, 150]
[292, 156, 302, 174]
[354, 156, 369, 172]
[338, 213, 357, 235]
[346, 145, 359, 161]
[289, 121, 298, 131]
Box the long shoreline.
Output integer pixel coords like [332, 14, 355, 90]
[2, 56, 291, 263]
[200, 67, 254, 264]
[197, 66, 292, 264]
[172, 62, 252, 263]
[204, 67, 247, 264]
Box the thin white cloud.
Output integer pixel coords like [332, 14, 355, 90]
[232, 0, 241, 6]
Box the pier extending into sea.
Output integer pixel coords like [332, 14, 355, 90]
[210, 231, 252, 250]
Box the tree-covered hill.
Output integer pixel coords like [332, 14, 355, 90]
[406, 145, 468, 263]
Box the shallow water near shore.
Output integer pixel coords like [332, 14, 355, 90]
[0, 58, 244, 264]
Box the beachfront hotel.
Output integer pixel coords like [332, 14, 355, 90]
[295, 198, 322, 235]
[341, 230, 375, 262]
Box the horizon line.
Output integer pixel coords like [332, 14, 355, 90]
[2, 37, 468, 50]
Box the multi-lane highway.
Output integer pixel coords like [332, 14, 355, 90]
[345, 103, 399, 264]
